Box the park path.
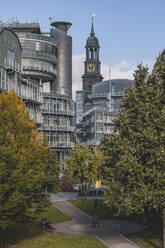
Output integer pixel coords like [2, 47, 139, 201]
[51, 193, 144, 248]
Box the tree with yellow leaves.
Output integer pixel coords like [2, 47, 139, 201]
[65, 141, 104, 199]
[0, 90, 59, 232]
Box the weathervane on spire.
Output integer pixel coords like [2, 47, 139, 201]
[91, 14, 96, 36]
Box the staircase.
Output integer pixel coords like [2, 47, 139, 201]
[60, 176, 75, 192]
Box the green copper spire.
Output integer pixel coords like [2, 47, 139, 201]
[90, 15, 95, 36]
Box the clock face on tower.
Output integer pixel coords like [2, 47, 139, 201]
[87, 63, 96, 72]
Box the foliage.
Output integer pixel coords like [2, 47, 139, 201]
[0, 90, 59, 231]
[100, 51, 165, 245]
[69, 199, 144, 221]
[127, 230, 163, 248]
[65, 141, 104, 198]
[0, 204, 71, 245]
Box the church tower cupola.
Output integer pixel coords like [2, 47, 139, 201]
[82, 16, 103, 92]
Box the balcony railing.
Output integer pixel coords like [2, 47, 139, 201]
[49, 141, 75, 148]
[90, 92, 108, 98]
[111, 91, 126, 97]
[22, 50, 57, 63]
[41, 125, 74, 132]
[18, 32, 57, 45]
[42, 109, 74, 116]
[22, 65, 57, 76]
[96, 129, 113, 134]
[96, 118, 115, 123]
[5, 59, 22, 73]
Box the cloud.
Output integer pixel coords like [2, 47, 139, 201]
[43, 54, 154, 100]
[101, 61, 137, 82]
[72, 54, 155, 99]
[72, 54, 135, 99]
[72, 53, 85, 99]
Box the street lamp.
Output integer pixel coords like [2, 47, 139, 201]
[92, 180, 101, 228]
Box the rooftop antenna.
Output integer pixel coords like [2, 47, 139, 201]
[92, 13, 96, 20]
[109, 66, 111, 96]
[91, 14, 96, 35]
[15, 17, 19, 23]
[34, 18, 38, 23]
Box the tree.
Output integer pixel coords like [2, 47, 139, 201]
[0, 90, 59, 233]
[65, 141, 104, 199]
[100, 51, 165, 247]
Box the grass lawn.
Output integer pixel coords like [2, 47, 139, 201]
[38, 204, 71, 224]
[68, 200, 163, 248]
[0, 203, 106, 248]
[126, 230, 163, 248]
[15, 233, 106, 248]
[68, 199, 141, 222]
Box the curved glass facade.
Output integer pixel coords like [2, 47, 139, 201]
[16, 32, 57, 82]
[18, 33, 57, 63]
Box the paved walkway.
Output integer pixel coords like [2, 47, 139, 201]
[51, 192, 144, 248]
[50, 192, 104, 201]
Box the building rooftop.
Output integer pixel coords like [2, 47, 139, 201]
[8, 22, 41, 34]
[92, 79, 133, 94]
[0, 27, 22, 49]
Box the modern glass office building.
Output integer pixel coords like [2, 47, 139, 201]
[0, 27, 43, 126]
[0, 21, 75, 161]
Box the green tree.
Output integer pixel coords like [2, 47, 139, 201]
[0, 90, 59, 233]
[65, 141, 104, 199]
[100, 51, 165, 247]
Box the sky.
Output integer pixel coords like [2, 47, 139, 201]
[1, 0, 165, 98]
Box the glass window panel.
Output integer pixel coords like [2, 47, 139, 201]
[7, 50, 14, 67]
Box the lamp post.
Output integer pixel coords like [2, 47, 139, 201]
[92, 180, 101, 228]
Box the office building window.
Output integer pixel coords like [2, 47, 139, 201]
[7, 50, 14, 67]
[36, 41, 40, 51]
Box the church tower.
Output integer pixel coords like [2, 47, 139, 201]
[82, 17, 103, 91]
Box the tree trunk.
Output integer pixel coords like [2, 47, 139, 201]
[163, 209, 165, 248]
[0, 229, 7, 248]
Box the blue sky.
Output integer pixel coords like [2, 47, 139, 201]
[1, 0, 165, 96]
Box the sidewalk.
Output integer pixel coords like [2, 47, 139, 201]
[50, 192, 104, 201]
[51, 193, 144, 248]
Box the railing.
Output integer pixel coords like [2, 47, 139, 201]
[21, 93, 43, 104]
[22, 65, 57, 76]
[18, 32, 57, 45]
[42, 109, 74, 116]
[5, 60, 22, 73]
[96, 117, 115, 123]
[32, 114, 43, 125]
[83, 106, 109, 117]
[22, 50, 57, 63]
[96, 129, 113, 134]
[41, 125, 74, 132]
[90, 92, 108, 98]
[19, 85, 43, 104]
[49, 141, 75, 148]
[111, 91, 126, 97]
